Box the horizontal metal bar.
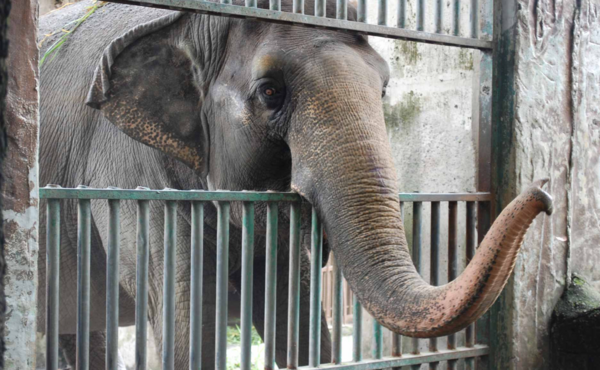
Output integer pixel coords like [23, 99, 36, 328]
[301, 346, 490, 369]
[40, 187, 492, 202]
[104, 0, 492, 50]
[40, 188, 302, 201]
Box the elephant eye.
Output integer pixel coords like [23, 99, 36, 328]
[258, 83, 285, 109]
[264, 87, 276, 96]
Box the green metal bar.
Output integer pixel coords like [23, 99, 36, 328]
[378, 0, 387, 26]
[315, 0, 325, 17]
[470, 0, 478, 38]
[465, 201, 476, 370]
[397, 0, 406, 28]
[293, 0, 303, 14]
[76, 187, 91, 370]
[357, 0, 366, 22]
[162, 201, 178, 370]
[453, 0, 460, 36]
[106, 196, 121, 370]
[373, 320, 383, 360]
[336, 0, 347, 20]
[135, 197, 150, 370]
[410, 202, 422, 370]
[264, 203, 278, 370]
[332, 255, 343, 364]
[429, 201, 441, 370]
[309, 208, 323, 367]
[245, 0, 256, 8]
[287, 203, 302, 369]
[417, 0, 424, 31]
[39, 188, 302, 202]
[190, 201, 203, 370]
[215, 202, 231, 370]
[391, 202, 404, 362]
[353, 295, 362, 362]
[434, 0, 442, 33]
[46, 192, 61, 370]
[241, 202, 256, 370]
[300, 345, 490, 370]
[270, 0, 280, 11]
[447, 201, 458, 370]
[104, 0, 493, 49]
[40, 188, 492, 202]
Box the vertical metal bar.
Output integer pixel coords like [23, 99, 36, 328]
[162, 201, 177, 370]
[453, 0, 460, 36]
[378, 0, 387, 25]
[357, 0, 366, 22]
[287, 202, 301, 369]
[410, 202, 422, 370]
[397, 0, 406, 28]
[135, 196, 150, 370]
[352, 295, 362, 362]
[190, 201, 204, 370]
[270, 0, 281, 11]
[447, 201, 458, 370]
[470, 0, 478, 38]
[417, 0, 425, 31]
[106, 196, 121, 370]
[435, 0, 442, 33]
[429, 201, 441, 370]
[293, 0, 304, 14]
[241, 202, 255, 370]
[336, 0, 347, 20]
[465, 201, 476, 370]
[392, 201, 404, 360]
[245, 0, 256, 7]
[315, 0, 326, 17]
[264, 203, 278, 370]
[373, 320, 383, 360]
[215, 202, 230, 370]
[46, 195, 61, 370]
[309, 208, 323, 367]
[76, 187, 91, 370]
[221, 0, 231, 5]
[332, 255, 343, 364]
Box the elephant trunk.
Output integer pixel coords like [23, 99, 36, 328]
[287, 65, 552, 337]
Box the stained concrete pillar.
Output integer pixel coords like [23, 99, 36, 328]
[491, 0, 600, 368]
[2, 0, 39, 368]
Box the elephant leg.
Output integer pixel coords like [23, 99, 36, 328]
[147, 251, 217, 369]
[230, 247, 331, 368]
[59, 330, 108, 370]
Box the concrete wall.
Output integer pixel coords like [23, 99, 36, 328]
[492, 0, 600, 369]
[3, 0, 40, 368]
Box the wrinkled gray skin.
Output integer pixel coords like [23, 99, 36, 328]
[38, 1, 373, 368]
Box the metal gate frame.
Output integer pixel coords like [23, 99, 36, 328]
[40, 0, 496, 368]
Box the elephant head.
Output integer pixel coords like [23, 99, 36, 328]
[87, 0, 552, 337]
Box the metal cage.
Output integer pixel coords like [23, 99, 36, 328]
[40, 0, 496, 368]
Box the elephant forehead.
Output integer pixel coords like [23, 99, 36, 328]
[252, 53, 285, 77]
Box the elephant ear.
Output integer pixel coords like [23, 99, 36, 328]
[86, 12, 208, 176]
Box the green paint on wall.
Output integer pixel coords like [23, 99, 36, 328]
[392, 40, 420, 68]
[458, 48, 474, 70]
[383, 91, 423, 129]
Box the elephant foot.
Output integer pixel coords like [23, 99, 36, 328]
[59, 330, 124, 370]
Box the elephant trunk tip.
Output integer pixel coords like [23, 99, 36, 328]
[528, 178, 553, 215]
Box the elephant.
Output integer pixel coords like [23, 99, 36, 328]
[37, 0, 553, 369]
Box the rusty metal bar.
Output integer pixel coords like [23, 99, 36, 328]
[240, 202, 255, 370]
[162, 200, 178, 370]
[332, 255, 343, 364]
[264, 202, 278, 369]
[135, 196, 150, 370]
[465, 201, 476, 370]
[309, 208, 323, 367]
[215, 202, 230, 370]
